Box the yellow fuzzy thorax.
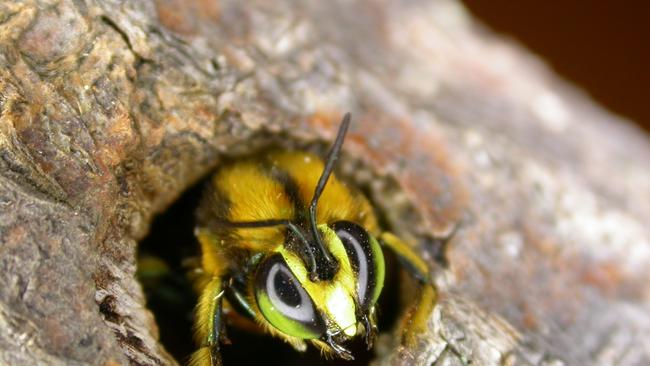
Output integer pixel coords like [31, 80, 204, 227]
[214, 151, 379, 248]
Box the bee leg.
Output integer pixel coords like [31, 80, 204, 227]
[224, 275, 256, 319]
[221, 254, 263, 320]
[380, 232, 430, 283]
[324, 332, 355, 360]
[190, 276, 225, 366]
[137, 255, 171, 282]
[379, 232, 437, 347]
[361, 307, 378, 349]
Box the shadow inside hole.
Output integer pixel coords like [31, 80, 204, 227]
[137, 180, 402, 365]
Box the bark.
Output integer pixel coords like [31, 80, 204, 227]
[1, 0, 649, 365]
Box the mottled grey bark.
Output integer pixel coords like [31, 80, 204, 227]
[1, 0, 649, 365]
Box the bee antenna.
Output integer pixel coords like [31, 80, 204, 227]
[307, 113, 351, 280]
[212, 219, 319, 272]
[211, 113, 352, 281]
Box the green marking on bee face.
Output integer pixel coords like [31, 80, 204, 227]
[255, 289, 321, 339]
[368, 235, 385, 307]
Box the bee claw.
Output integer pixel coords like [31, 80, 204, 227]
[336, 346, 355, 361]
[362, 314, 377, 350]
[365, 335, 374, 350]
[209, 347, 222, 366]
[325, 332, 354, 360]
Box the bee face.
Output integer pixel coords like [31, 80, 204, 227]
[253, 221, 385, 353]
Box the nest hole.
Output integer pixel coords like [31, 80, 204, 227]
[137, 177, 404, 366]
[135, 126, 434, 365]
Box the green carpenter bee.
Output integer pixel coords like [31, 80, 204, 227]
[188, 114, 435, 365]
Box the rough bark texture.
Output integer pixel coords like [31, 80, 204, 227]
[1, 0, 650, 365]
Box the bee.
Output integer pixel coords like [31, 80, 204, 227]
[189, 114, 435, 366]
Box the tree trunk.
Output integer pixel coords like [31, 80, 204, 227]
[1, 0, 649, 365]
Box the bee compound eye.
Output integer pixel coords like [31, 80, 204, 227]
[254, 254, 325, 339]
[332, 221, 385, 310]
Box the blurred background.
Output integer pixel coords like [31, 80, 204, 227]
[462, 0, 650, 132]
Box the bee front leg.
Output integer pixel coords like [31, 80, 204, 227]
[190, 276, 225, 366]
[379, 232, 437, 346]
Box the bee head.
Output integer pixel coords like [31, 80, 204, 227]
[253, 220, 385, 358]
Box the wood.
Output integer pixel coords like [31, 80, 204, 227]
[1, 0, 649, 365]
